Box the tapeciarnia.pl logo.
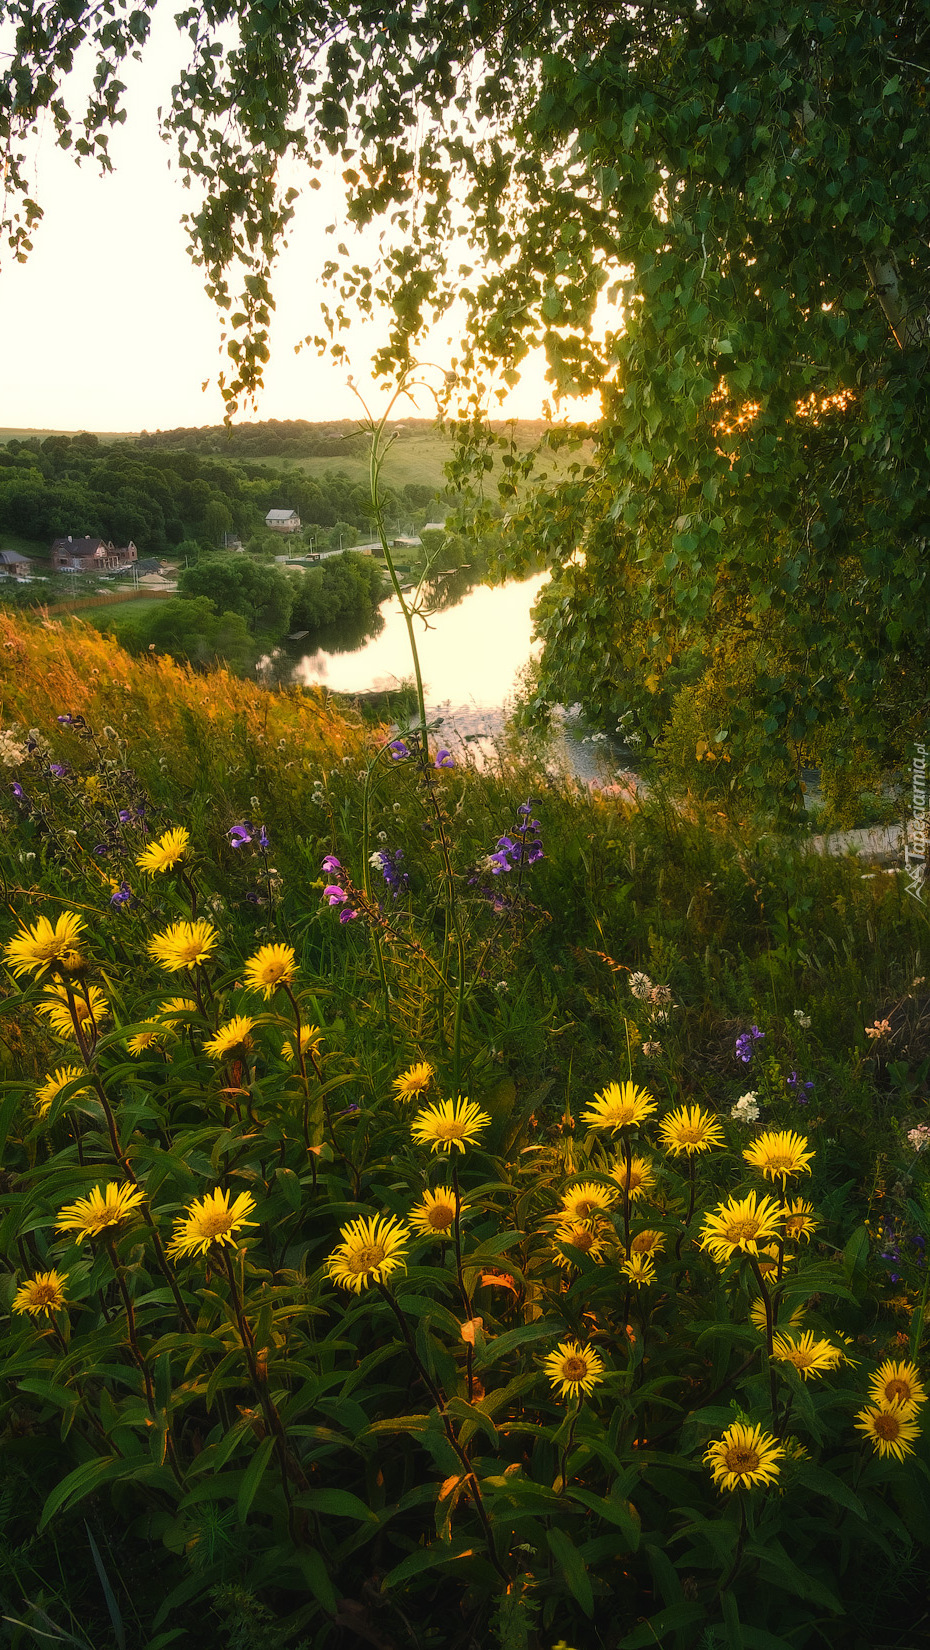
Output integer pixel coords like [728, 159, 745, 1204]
[905, 742, 929, 904]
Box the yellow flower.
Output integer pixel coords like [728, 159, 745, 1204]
[4, 911, 86, 979]
[35, 1065, 88, 1119]
[867, 1360, 927, 1413]
[700, 1191, 784, 1265]
[283, 1024, 323, 1063]
[855, 1404, 921, 1462]
[37, 984, 109, 1042]
[136, 826, 190, 875]
[581, 1080, 657, 1132]
[167, 1188, 258, 1259]
[242, 943, 297, 999]
[772, 1330, 843, 1379]
[742, 1130, 814, 1184]
[557, 1181, 618, 1222]
[610, 1154, 657, 1201]
[56, 1181, 146, 1239]
[203, 1016, 256, 1061]
[542, 1339, 605, 1400]
[621, 1252, 657, 1287]
[705, 1422, 785, 1491]
[658, 1104, 725, 1156]
[409, 1187, 461, 1238]
[410, 1096, 491, 1154]
[127, 1025, 174, 1056]
[551, 1223, 607, 1268]
[325, 1213, 410, 1292]
[783, 1199, 818, 1244]
[630, 1228, 666, 1256]
[749, 1297, 805, 1336]
[12, 1269, 69, 1317]
[158, 997, 200, 1019]
[392, 1061, 435, 1101]
[148, 920, 218, 973]
[754, 1243, 781, 1279]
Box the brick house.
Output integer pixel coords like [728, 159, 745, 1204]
[0, 550, 32, 578]
[50, 536, 138, 572]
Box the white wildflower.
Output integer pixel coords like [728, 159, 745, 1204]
[629, 972, 654, 1001]
[907, 1124, 930, 1152]
[731, 1092, 760, 1123]
[793, 1010, 812, 1029]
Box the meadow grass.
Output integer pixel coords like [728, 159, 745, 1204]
[0, 613, 928, 1650]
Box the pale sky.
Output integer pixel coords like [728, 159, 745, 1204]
[0, 10, 597, 435]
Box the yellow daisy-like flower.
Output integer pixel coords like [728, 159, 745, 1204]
[855, 1404, 922, 1462]
[630, 1228, 666, 1256]
[772, 1330, 843, 1379]
[410, 1096, 491, 1154]
[4, 911, 86, 979]
[610, 1154, 657, 1201]
[167, 1188, 259, 1259]
[700, 1191, 784, 1266]
[621, 1252, 657, 1287]
[12, 1269, 69, 1317]
[325, 1213, 410, 1293]
[743, 1130, 814, 1184]
[147, 920, 218, 973]
[658, 1104, 725, 1156]
[581, 1080, 657, 1132]
[868, 1359, 927, 1413]
[242, 943, 297, 999]
[754, 1243, 781, 1280]
[126, 1025, 174, 1057]
[203, 1016, 256, 1061]
[551, 1223, 607, 1268]
[705, 1422, 785, 1491]
[136, 826, 190, 876]
[282, 1024, 323, 1063]
[542, 1340, 605, 1400]
[409, 1187, 461, 1239]
[557, 1181, 618, 1222]
[158, 997, 200, 1019]
[56, 1181, 146, 1239]
[783, 1199, 818, 1244]
[392, 1061, 435, 1102]
[37, 984, 109, 1042]
[35, 1065, 88, 1119]
[749, 1297, 805, 1336]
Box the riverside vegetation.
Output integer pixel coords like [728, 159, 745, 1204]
[0, 609, 928, 1650]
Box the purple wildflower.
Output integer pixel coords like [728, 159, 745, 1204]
[228, 822, 253, 848]
[57, 714, 74, 725]
[434, 749, 454, 769]
[118, 809, 132, 823]
[735, 1026, 765, 1064]
[93, 843, 109, 857]
[321, 854, 341, 873]
[389, 740, 410, 760]
[339, 908, 359, 923]
[787, 1070, 814, 1103]
[48, 763, 68, 778]
[525, 841, 544, 864]
[110, 883, 133, 909]
[370, 847, 409, 897]
[11, 782, 25, 800]
[257, 825, 269, 852]
[324, 884, 349, 906]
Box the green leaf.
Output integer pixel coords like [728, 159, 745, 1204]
[237, 1435, 276, 1524]
[381, 1537, 478, 1590]
[794, 1461, 865, 1519]
[39, 1457, 123, 1530]
[545, 1526, 594, 1617]
[620, 1604, 707, 1647]
[293, 1487, 378, 1522]
[842, 1225, 869, 1287]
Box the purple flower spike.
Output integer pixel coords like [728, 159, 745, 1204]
[324, 884, 349, 905]
[389, 740, 410, 760]
[228, 822, 253, 848]
[434, 749, 454, 769]
[257, 825, 269, 852]
[526, 841, 544, 864]
[321, 854, 341, 873]
[110, 883, 132, 909]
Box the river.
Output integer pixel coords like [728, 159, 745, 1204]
[282, 569, 624, 782]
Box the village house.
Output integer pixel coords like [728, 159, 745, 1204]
[265, 509, 301, 534]
[0, 550, 33, 579]
[50, 536, 138, 572]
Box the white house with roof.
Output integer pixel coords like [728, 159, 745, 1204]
[265, 509, 301, 534]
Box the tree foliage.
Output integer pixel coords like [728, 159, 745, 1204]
[3, 2, 930, 793]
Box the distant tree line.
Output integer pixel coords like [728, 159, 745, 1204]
[0, 434, 446, 556]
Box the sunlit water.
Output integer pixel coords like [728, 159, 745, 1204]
[285, 570, 623, 781]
